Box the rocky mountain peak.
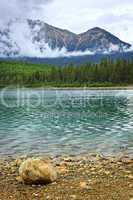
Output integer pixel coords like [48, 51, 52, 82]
[0, 19, 131, 57]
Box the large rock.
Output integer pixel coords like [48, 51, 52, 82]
[19, 158, 57, 184]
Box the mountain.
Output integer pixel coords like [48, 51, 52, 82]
[0, 19, 131, 58]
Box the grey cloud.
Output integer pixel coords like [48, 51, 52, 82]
[0, 0, 54, 23]
[18, 0, 54, 7]
[96, 13, 133, 25]
[87, 0, 133, 9]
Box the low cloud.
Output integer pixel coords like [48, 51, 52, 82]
[0, 19, 95, 58]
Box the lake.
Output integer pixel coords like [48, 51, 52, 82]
[0, 88, 133, 157]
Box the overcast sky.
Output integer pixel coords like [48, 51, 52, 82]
[0, 0, 133, 43]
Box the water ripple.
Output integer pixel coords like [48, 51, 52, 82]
[0, 89, 133, 157]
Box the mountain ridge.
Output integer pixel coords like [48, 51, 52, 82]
[0, 19, 131, 57]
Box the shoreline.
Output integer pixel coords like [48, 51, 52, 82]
[0, 85, 133, 90]
[0, 150, 133, 159]
[0, 153, 133, 200]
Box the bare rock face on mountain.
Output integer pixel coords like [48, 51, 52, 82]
[76, 27, 130, 52]
[0, 19, 131, 57]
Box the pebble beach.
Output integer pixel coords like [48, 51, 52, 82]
[0, 153, 133, 200]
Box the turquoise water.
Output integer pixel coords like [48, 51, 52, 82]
[0, 89, 133, 157]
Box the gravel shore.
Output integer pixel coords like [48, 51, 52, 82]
[0, 154, 133, 200]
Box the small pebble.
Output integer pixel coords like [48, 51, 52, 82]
[70, 195, 77, 199]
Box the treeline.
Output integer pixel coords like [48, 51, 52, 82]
[0, 59, 133, 87]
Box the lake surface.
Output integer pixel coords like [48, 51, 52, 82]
[0, 88, 133, 157]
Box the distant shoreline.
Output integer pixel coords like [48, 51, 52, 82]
[1, 60, 133, 90]
[0, 85, 133, 90]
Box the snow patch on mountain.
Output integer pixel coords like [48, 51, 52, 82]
[109, 43, 119, 52]
[125, 42, 133, 52]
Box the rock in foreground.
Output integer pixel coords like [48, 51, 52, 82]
[19, 158, 57, 184]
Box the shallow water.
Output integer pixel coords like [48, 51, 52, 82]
[0, 88, 133, 157]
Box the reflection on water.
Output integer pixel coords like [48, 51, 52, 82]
[0, 89, 133, 157]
